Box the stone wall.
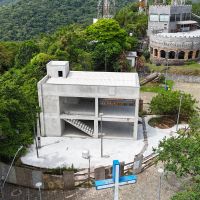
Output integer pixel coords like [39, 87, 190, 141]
[0, 162, 75, 190]
[166, 74, 200, 83]
[149, 33, 200, 65]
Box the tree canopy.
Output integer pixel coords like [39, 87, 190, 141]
[150, 91, 198, 120]
[155, 113, 200, 199]
[0, 0, 134, 41]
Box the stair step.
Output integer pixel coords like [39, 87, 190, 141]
[64, 119, 94, 137]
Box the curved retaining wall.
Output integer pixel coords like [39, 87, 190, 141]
[150, 31, 200, 65]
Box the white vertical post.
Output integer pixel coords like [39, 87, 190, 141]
[2, 146, 23, 188]
[176, 93, 183, 131]
[157, 168, 164, 200]
[114, 164, 119, 200]
[94, 97, 99, 138]
[134, 98, 139, 140]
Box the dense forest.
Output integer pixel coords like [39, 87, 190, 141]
[0, 0, 136, 41]
[0, 0, 17, 5]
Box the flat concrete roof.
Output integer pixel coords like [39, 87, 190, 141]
[48, 61, 69, 66]
[156, 29, 200, 38]
[47, 71, 139, 87]
[177, 20, 198, 25]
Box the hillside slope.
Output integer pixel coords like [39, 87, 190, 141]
[0, 0, 17, 5]
[0, 0, 134, 41]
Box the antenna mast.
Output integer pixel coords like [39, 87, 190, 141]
[97, 0, 116, 19]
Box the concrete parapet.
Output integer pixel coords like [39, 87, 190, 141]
[63, 171, 75, 189]
[94, 166, 106, 181]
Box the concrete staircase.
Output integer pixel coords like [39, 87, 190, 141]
[64, 119, 94, 137]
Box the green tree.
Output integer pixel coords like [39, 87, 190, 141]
[86, 19, 128, 71]
[0, 0, 133, 41]
[150, 91, 198, 120]
[30, 53, 56, 76]
[115, 3, 148, 38]
[0, 42, 19, 73]
[15, 41, 39, 68]
[155, 114, 200, 199]
[0, 70, 35, 160]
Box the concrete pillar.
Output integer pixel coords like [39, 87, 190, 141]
[95, 97, 98, 117]
[184, 51, 188, 60]
[139, 99, 143, 112]
[94, 120, 98, 138]
[175, 51, 179, 59]
[133, 98, 139, 140]
[94, 97, 99, 138]
[120, 162, 125, 176]
[63, 171, 75, 189]
[166, 51, 169, 59]
[158, 49, 161, 58]
[94, 166, 105, 180]
[133, 154, 144, 174]
[105, 166, 112, 179]
[192, 51, 196, 59]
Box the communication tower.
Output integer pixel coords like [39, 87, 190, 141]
[97, 0, 116, 19]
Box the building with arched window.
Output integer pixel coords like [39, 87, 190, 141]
[148, 1, 200, 65]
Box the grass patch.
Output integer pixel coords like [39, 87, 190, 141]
[146, 62, 200, 76]
[141, 80, 174, 93]
[45, 165, 78, 175]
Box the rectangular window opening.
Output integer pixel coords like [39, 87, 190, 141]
[58, 71, 63, 77]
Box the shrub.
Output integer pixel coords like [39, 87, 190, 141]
[149, 91, 198, 120]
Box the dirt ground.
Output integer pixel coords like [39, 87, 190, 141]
[76, 164, 182, 200]
[173, 82, 200, 108]
[140, 82, 200, 110]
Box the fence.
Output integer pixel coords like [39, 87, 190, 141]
[0, 154, 156, 190]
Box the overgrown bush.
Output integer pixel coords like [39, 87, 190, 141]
[149, 91, 198, 120]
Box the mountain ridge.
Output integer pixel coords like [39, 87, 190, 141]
[0, 0, 134, 41]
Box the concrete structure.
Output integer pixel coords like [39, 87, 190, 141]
[126, 51, 137, 68]
[148, 2, 200, 65]
[38, 61, 140, 139]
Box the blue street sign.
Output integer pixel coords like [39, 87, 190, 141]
[95, 160, 137, 200]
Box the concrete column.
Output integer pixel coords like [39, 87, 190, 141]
[133, 98, 139, 140]
[63, 171, 75, 189]
[133, 154, 144, 174]
[158, 49, 161, 58]
[94, 120, 98, 138]
[175, 51, 179, 59]
[94, 97, 99, 138]
[166, 51, 169, 59]
[94, 166, 105, 180]
[192, 51, 196, 59]
[95, 97, 98, 117]
[184, 51, 188, 60]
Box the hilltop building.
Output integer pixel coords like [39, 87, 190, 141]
[38, 61, 140, 139]
[148, 1, 200, 65]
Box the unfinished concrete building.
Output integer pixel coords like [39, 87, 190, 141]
[148, 1, 200, 65]
[38, 61, 140, 139]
